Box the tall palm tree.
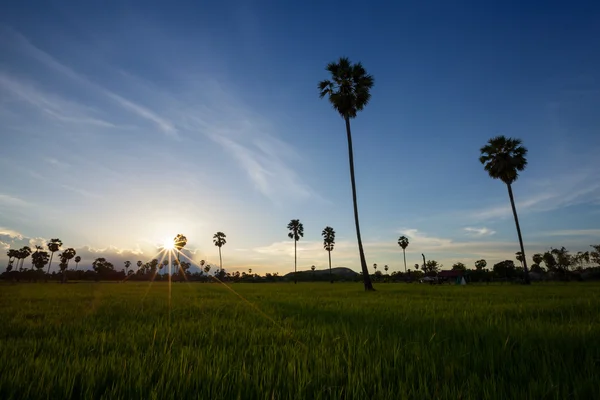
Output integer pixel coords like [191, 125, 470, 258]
[287, 219, 304, 284]
[213, 232, 227, 271]
[46, 238, 63, 274]
[62, 248, 76, 268]
[162, 259, 168, 276]
[311, 265, 316, 281]
[74, 256, 81, 271]
[31, 245, 43, 270]
[19, 246, 32, 271]
[322, 226, 336, 283]
[479, 136, 530, 284]
[319, 57, 375, 291]
[398, 236, 409, 273]
[124, 261, 131, 275]
[384, 265, 389, 274]
[136, 260, 143, 273]
[174, 234, 187, 265]
[6, 249, 18, 270]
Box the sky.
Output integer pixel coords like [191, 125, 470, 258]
[1, 0, 600, 274]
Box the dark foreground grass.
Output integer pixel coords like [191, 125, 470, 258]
[0, 282, 599, 399]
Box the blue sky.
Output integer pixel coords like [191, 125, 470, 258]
[1, 0, 599, 273]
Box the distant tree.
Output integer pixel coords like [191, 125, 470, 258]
[542, 251, 558, 273]
[92, 258, 114, 278]
[516, 251, 524, 267]
[162, 259, 168, 275]
[46, 239, 63, 274]
[423, 260, 440, 274]
[493, 260, 517, 279]
[6, 249, 18, 271]
[61, 248, 76, 268]
[414, 263, 420, 271]
[124, 261, 131, 275]
[213, 232, 227, 271]
[549, 247, 572, 275]
[384, 265, 389, 274]
[573, 251, 590, 270]
[311, 265, 316, 280]
[590, 245, 600, 266]
[31, 250, 50, 273]
[452, 262, 467, 271]
[173, 234, 187, 264]
[475, 259, 487, 270]
[397, 236, 409, 273]
[287, 219, 304, 284]
[322, 226, 336, 283]
[248, 268, 252, 274]
[204, 263, 211, 275]
[479, 136, 530, 284]
[74, 256, 81, 271]
[319, 57, 375, 291]
[18, 246, 32, 271]
[532, 253, 543, 267]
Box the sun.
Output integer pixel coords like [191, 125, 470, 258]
[162, 238, 175, 250]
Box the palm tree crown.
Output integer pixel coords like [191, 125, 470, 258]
[479, 136, 528, 185]
[322, 226, 335, 251]
[318, 57, 374, 119]
[213, 232, 226, 248]
[398, 236, 409, 250]
[287, 220, 304, 241]
[174, 234, 187, 251]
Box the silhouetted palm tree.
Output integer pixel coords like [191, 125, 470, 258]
[32, 250, 50, 272]
[6, 249, 18, 271]
[475, 259, 487, 270]
[384, 265, 389, 274]
[480, 136, 530, 284]
[398, 236, 409, 273]
[532, 253, 543, 267]
[162, 259, 168, 276]
[47, 238, 63, 274]
[213, 232, 227, 271]
[74, 256, 81, 271]
[136, 260, 142, 274]
[311, 265, 316, 280]
[516, 251, 524, 268]
[124, 261, 131, 275]
[319, 57, 375, 291]
[287, 219, 304, 284]
[174, 234, 187, 266]
[19, 246, 32, 271]
[322, 226, 336, 283]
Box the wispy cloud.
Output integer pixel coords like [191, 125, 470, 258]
[0, 71, 118, 128]
[471, 165, 600, 220]
[541, 229, 600, 237]
[464, 227, 496, 237]
[61, 184, 101, 199]
[2, 27, 177, 137]
[0, 194, 30, 208]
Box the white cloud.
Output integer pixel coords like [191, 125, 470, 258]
[464, 227, 496, 237]
[0, 227, 23, 239]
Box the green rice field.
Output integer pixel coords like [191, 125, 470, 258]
[1, 282, 599, 399]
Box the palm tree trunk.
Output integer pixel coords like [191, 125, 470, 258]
[294, 239, 297, 284]
[47, 252, 54, 275]
[507, 183, 530, 285]
[219, 247, 223, 271]
[403, 249, 407, 274]
[345, 116, 374, 291]
[328, 250, 333, 284]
